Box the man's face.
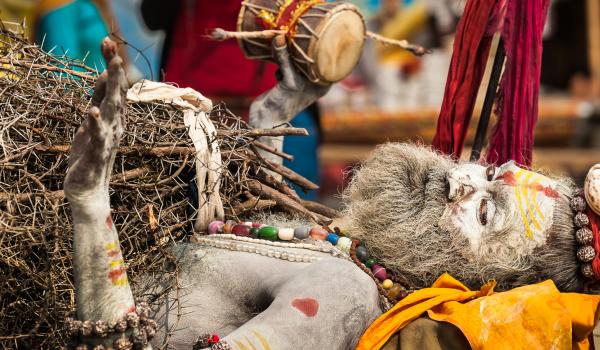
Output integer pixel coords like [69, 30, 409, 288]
[347, 143, 580, 291]
[442, 161, 560, 257]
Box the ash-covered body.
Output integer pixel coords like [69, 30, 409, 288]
[151, 242, 380, 349]
[65, 38, 587, 350]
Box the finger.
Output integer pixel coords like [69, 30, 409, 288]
[98, 37, 127, 123]
[91, 71, 107, 107]
[272, 35, 296, 88]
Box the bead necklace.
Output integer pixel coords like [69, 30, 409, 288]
[203, 220, 411, 308]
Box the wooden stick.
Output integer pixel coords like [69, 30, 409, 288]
[310, 211, 333, 226]
[253, 140, 294, 161]
[228, 196, 277, 216]
[111, 166, 150, 183]
[256, 169, 301, 201]
[366, 31, 431, 56]
[0, 58, 96, 81]
[0, 168, 153, 203]
[250, 146, 318, 191]
[35, 145, 197, 157]
[218, 127, 308, 138]
[209, 28, 285, 41]
[246, 179, 319, 223]
[300, 199, 341, 219]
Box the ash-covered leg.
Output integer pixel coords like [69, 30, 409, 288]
[217, 259, 381, 350]
[64, 38, 152, 349]
[249, 35, 331, 167]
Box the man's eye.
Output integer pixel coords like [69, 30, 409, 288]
[479, 198, 488, 225]
[486, 166, 496, 181]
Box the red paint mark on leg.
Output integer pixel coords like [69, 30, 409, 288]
[292, 298, 319, 317]
[108, 266, 126, 282]
[106, 214, 114, 231]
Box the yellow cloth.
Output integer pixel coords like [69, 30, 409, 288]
[357, 273, 600, 350]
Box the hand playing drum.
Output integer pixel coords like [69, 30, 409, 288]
[248, 33, 331, 167]
[238, 1, 366, 85]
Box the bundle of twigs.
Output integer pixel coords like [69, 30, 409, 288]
[0, 26, 338, 349]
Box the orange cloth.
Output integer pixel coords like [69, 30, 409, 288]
[357, 273, 600, 350]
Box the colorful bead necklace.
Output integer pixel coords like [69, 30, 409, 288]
[205, 220, 411, 306]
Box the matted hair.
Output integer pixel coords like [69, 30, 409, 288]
[342, 143, 584, 292]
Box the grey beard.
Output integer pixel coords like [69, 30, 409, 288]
[343, 143, 472, 288]
[343, 144, 516, 290]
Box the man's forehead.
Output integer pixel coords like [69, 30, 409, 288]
[496, 161, 559, 198]
[495, 161, 558, 242]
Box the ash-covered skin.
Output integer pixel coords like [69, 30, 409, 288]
[343, 143, 582, 292]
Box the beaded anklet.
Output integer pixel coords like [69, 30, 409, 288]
[65, 302, 157, 350]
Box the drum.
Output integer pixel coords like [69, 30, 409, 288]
[237, 1, 366, 85]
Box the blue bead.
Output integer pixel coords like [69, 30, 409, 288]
[326, 233, 339, 245]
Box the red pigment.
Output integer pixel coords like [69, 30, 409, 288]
[291, 298, 319, 317]
[498, 171, 559, 198]
[108, 266, 126, 283]
[106, 215, 114, 230]
[107, 250, 119, 257]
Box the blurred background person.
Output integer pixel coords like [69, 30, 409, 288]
[141, 0, 322, 200]
[34, 0, 141, 80]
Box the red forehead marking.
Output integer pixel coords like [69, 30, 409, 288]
[291, 298, 319, 317]
[497, 170, 559, 199]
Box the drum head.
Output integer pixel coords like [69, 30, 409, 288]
[311, 8, 365, 83]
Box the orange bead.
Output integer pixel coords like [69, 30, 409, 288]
[309, 227, 328, 240]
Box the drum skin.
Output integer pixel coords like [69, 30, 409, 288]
[237, 1, 366, 84]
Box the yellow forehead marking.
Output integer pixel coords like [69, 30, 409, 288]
[514, 170, 532, 238]
[513, 170, 551, 239]
[523, 172, 542, 231]
[531, 174, 546, 221]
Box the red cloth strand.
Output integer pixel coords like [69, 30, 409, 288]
[485, 0, 550, 166]
[589, 208, 600, 281]
[433, 0, 549, 167]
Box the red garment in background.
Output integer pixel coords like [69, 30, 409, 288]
[164, 1, 277, 98]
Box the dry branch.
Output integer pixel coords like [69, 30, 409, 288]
[0, 25, 337, 349]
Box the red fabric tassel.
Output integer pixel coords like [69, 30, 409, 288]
[432, 0, 497, 159]
[485, 0, 550, 166]
[433, 0, 549, 167]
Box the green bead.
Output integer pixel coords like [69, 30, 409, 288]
[365, 257, 378, 268]
[258, 226, 279, 241]
[249, 227, 260, 238]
